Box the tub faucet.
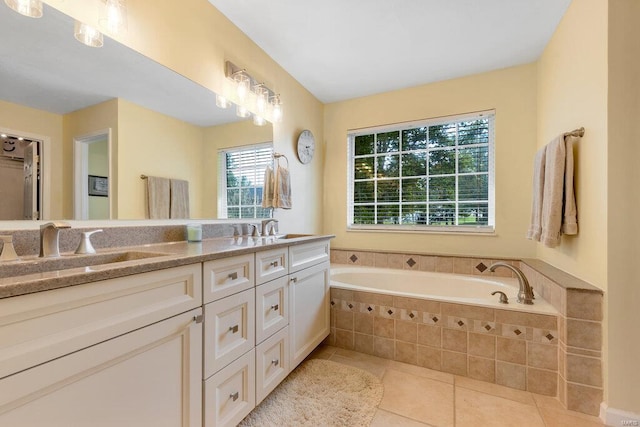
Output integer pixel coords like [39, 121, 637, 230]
[488, 262, 534, 305]
[39, 221, 71, 258]
[261, 219, 278, 236]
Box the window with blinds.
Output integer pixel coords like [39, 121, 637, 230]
[348, 111, 495, 232]
[219, 143, 273, 219]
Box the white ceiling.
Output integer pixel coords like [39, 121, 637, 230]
[208, 0, 572, 103]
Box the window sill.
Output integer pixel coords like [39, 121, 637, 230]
[347, 224, 496, 236]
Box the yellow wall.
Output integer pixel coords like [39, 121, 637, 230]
[88, 139, 109, 220]
[63, 99, 118, 219]
[202, 120, 273, 218]
[116, 99, 204, 219]
[323, 64, 538, 258]
[607, 0, 640, 414]
[536, 0, 608, 289]
[0, 99, 64, 219]
[49, 0, 325, 233]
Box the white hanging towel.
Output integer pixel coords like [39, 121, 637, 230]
[261, 165, 275, 208]
[274, 164, 292, 209]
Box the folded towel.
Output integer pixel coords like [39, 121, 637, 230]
[274, 165, 292, 209]
[170, 179, 190, 219]
[261, 166, 275, 208]
[561, 136, 578, 235]
[540, 135, 566, 247]
[147, 176, 171, 219]
[526, 146, 546, 241]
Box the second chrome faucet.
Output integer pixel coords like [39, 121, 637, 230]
[39, 221, 71, 258]
[487, 262, 535, 305]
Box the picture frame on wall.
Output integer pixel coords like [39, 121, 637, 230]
[88, 175, 108, 197]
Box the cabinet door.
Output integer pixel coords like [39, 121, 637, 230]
[289, 261, 330, 368]
[255, 247, 288, 284]
[204, 288, 255, 379]
[203, 254, 254, 304]
[255, 275, 289, 344]
[0, 308, 203, 427]
[289, 239, 330, 273]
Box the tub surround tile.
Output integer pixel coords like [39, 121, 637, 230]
[442, 302, 495, 322]
[565, 319, 602, 351]
[442, 328, 467, 353]
[373, 317, 395, 338]
[565, 354, 602, 387]
[353, 291, 393, 307]
[473, 320, 500, 335]
[527, 368, 557, 396]
[399, 309, 420, 322]
[468, 356, 496, 383]
[373, 252, 389, 268]
[566, 290, 603, 321]
[468, 332, 496, 358]
[417, 324, 442, 348]
[453, 257, 474, 275]
[387, 360, 454, 384]
[354, 333, 374, 355]
[403, 255, 420, 270]
[532, 328, 559, 345]
[435, 257, 454, 273]
[387, 253, 405, 269]
[563, 345, 601, 358]
[394, 296, 441, 314]
[422, 312, 442, 326]
[497, 337, 527, 365]
[446, 316, 470, 331]
[496, 361, 527, 391]
[330, 288, 353, 301]
[354, 312, 374, 334]
[565, 383, 603, 416]
[442, 350, 467, 376]
[419, 255, 436, 272]
[378, 305, 400, 319]
[330, 354, 387, 378]
[417, 345, 442, 371]
[396, 320, 418, 343]
[373, 337, 394, 359]
[334, 329, 354, 350]
[335, 310, 354, 330]
[395, 341, 418, 364]
[527, 342, 558, 370]
[495, 310, 558, 330]
[501, 324, 528, 340]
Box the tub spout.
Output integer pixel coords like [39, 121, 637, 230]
[487, 262, 534, 305]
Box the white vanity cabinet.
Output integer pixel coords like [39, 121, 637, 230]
[0, 264, 204, 427]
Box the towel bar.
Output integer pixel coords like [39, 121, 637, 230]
[565, 127, 585, 138]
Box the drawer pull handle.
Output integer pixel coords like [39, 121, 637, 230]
[228, 272, 238, 280]
[271, 359, 279, 366]
[290, 277, 298, 283]
[230, 392, 239, 401]
[270, 304, 279, 311]
[270, 261, 278, 267]
[228, 325, 239, 333]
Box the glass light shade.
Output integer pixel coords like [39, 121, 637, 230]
[252, 115, 266, 127]
[100, 0, 127, 34]
[234, 73, 250, 102]
[271, 98, 283, 123]
[236, 105, 250, 118]
[254, 86, 268, 115]
[215, 94, 229, 109]
[74, 21, 104, 48]
[4, 0, 43, 18]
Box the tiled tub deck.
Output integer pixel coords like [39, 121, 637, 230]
[328, 249, 604, 416]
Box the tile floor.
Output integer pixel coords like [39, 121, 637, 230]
[308, 345, 606, 427]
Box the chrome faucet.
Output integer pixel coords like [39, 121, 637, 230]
[261, 219, 278, 236]
[0, 235, 20, 262]
[488, 262, 534, 305]
[39, 221, 71, 258]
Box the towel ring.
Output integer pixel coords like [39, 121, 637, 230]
[273, 152, 289, 168]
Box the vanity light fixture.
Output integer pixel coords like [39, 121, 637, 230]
[74, 20, 104, 48]
[252, 115, 266, 127]
[4, 0, 43, 18]
[236, 105, 250, 118]
[99, 0, 128, 35]
[224, 60, 283, 124]
[215, 94, 230, 109]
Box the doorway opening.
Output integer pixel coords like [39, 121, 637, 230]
[74, 129, 112, 220]
[1, 131, 43, 220]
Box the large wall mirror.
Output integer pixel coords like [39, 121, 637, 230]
[0, 4, 273, 222]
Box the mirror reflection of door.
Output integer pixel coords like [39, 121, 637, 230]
[74, 130, 111, 220]
[0, 133, 42, 220]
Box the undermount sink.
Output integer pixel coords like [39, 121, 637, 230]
[0, 251, 169, 279]
[275, 234, 313, 240]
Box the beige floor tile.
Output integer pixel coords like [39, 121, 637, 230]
[455, 375, 536, 406]
[455, 387, 545, 427]
[538, 406, 604, 427]
[532, 393, 565, 410]
[330, 354, 387, 378]
[387, 360, 454, 384]
[369, 409, 432, 427]
[334, 347, 391, 365]
[379, 369, 454, 427]
[307, 344, 337, 360]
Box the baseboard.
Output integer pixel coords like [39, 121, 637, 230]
[601, 402, 640, 426]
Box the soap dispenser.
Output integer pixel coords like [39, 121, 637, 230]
[75, 229, 103, 254]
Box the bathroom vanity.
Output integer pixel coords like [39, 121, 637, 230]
[0, 232, 331, 427]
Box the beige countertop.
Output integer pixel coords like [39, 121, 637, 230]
[0, 234, 334, 299]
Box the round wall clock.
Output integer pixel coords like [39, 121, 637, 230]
[296, 130, 315, 164]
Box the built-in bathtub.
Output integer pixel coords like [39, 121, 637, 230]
[328, 264, 560, 397]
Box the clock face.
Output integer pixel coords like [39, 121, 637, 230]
[297, 130, 315, 164]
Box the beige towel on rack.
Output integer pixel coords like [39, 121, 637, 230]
[170, 179, 190, 219]
[146, 176, 170, 219]
[562, 136, 578, 235]
[526, 146, 546, 241]
[540, 135, 567, 247]
[261, 166, 275, 208]
[274, 165, 292, 209]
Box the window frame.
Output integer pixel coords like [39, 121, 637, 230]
[347, 110, 496, 234]
[218, 142, 274, 219]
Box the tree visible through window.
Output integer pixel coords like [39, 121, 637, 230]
[219, 144, 273, 219]
[349, 111, 494, 231]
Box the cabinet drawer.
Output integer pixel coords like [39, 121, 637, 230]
[0, 264, 201, 380]
[255, 326, 289, 404]
[255, 247, 288, 285]
[203, 254, 255, 304]
[289, 239, 330, 273]
[204, 288, 255, 378]
[204, 349, 255, 427]
[255, 276, 289, 344]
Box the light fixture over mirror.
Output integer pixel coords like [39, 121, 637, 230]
[225, 60, 283, 124]
[4, 0, 42, 18]
[74, 20, 103, 47]
[99, 0, 127, 35]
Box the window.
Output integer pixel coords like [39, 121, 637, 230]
[348, 111, 495, 232]
[219, 143, 273, 219]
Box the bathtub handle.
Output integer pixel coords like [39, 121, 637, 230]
[491, 291, 509, 304]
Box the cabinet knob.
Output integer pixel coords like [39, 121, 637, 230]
[229, 391, 239, 401]
[270, 304, 279, 311]
[270, 260, 278, 267]
[228, 325, 239, 333]
[271, 359, 279, 366]
[290, 277, 298, 283]
[228, 272, 238, 280]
